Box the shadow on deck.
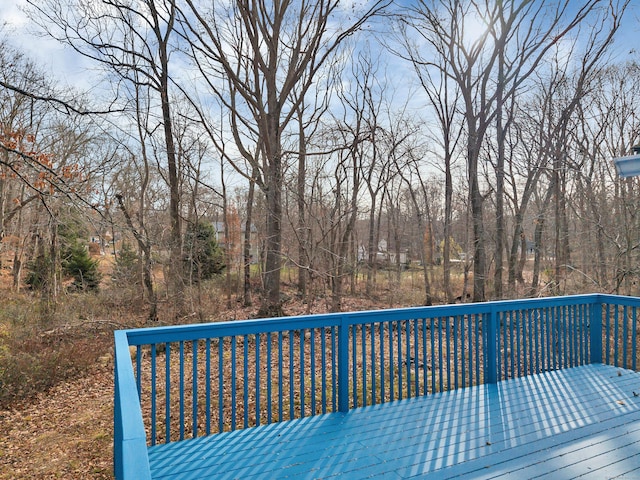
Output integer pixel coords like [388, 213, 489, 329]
[148, 364, 640, 479]
[114, 294, 640, 479]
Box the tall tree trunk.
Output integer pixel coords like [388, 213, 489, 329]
[531, 182, 554, 296]
[221, 163, 232, 309]
[469, 134, 486, 302]
[443, 151, 454, 303]
[493, 48, 506, 300]
[366, 196, 377, 296]
[297, 110, 308, 297]
[243, 173, 255, 307]
[150, 0, 182, 310]
[116, 194, 158, 322]
[261, 142, 284, 317]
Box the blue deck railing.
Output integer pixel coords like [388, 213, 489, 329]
[113, 293, 640, 479]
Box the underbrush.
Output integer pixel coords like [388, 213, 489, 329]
[0, 291, 140, 409]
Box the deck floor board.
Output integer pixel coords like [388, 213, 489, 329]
[148, 364, 640, 479]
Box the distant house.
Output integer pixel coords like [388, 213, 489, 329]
[358, 240, 408, 266]
[212, 221, 259, 261]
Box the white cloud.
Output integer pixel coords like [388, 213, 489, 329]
[0, 0, 29, 28]
[1, 0, 101, 93]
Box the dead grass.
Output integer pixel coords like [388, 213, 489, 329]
[0, 362, 113, 479]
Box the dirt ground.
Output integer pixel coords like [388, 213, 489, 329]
[0, 361, 114, 479]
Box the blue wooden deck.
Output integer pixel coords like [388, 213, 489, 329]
[115, 295, 640, 479]
[146, 363, 640, 479]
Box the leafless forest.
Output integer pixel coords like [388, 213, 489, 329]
[1, 0, 639, 322]
[1, 3, 640, 476]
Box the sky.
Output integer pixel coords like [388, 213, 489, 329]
[0, 0, 99, 91]
[2, 1, 640, 102]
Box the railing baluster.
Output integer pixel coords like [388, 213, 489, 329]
[520, 311, 526, 377]
[576, 305, 582, 365]
[230, 337, 237, 431]
[166, 342, 171, 442]
[370, 323, 376, 405]
[300, 329, 306, 417]
[397, 321, 404, 400]
[179, 341, 184, 440]
[405, 320, 411, 398]
[572, 307, 577, 366]
[289, 330, 295, 419]
[255, 333, 261, 426]
[513, 311, 518, 377]
[605, 304, 611, 365]
[613, 305, 620, 367]
[422, 318, 428, 394]
[533, 310, 538, 374]
[567, 306, 573, 367]
[486, 309, 498, 384]
[310, 328, 316, 414]
[361, 324, 367, 407]
[509, 311, 515, 379]
[430, 317, 436, 393]
[331, 325, 338, 412]
[204, 339, 210, 436]
[390, 321, 395, 401]
[438, 317, 443, 392]
[413, 319, 419, 397]
[453, 316, 458, 390]
[565, 305, 570, 367]
[558, 307, 563, 369]
[526, 310, 532, 375]
[557, 306, 562, 368]
[192, 340, 198, 438]
[580, 304, 586, 365]
[445, 316, 451, 390]
[380, 322, 386, 401]
[499, 312, 505, 380]
[218, 339, 223, 433]
[351, 324, 357, 408]
[575, 304, 580, 365]
[546, 307, 552, 371]
[466, 314, 472, 387]
[267, 332, 272, 423]
[278, 331, 283, 422]
[151, 344, 157, 446]
[498, 312, 504, 380]
[321, 328, 327, 414]
[339, 319, 348, 412]
[474, 314, 480, 386]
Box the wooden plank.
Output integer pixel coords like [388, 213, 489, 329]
[429, 412, 640, 479]
[405, 365, 640, 479]
[147, 365, 640, 480]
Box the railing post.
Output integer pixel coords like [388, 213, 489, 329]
[590, 300, 603, 364]
[338, 315, 350, 412]
[113, 331, 152, 480]
[485, 307, 498, 384]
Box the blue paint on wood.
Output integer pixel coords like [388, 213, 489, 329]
[114, 294, 640, 479]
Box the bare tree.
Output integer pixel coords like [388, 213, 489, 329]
[180, 0, 389, 316]
[393, 22, 463, 303]
[28, 0, 185, 308]
[405, 0, 614, 300]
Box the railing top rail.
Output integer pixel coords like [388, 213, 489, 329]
[120, 293, 627, 346]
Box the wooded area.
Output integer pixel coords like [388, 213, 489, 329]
[1, 0, 639, 323]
